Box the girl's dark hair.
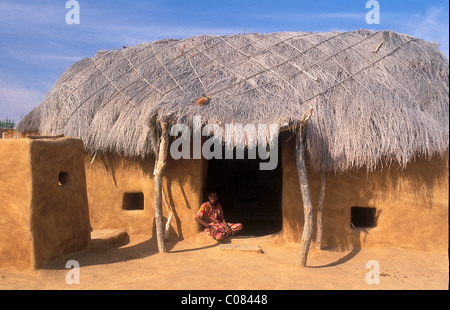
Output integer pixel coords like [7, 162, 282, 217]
[206, 187, 219, 196]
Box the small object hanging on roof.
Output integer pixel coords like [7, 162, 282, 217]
[195, 94, 211, 105]
[372, 40, 383, 54]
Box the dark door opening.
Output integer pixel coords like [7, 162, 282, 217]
[205, 146, 282, 237]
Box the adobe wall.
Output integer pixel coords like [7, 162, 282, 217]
[83, 135, 448, 253]
[0, 138, 91, 271]
[0, 140, 34, 271]
[281, 137, 449, 253]
[85, 152, 205, 238]
[0, 128, 17, 139]
[30, 138, 91, 267]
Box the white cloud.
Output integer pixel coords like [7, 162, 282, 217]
[257, 11, 364, 22]
[106, 24, 242, 45]
[0, 1, 62, 30]
[6, 52, 85, 65]
[404, 6, 449, 57]
[0, 78, 45, 124]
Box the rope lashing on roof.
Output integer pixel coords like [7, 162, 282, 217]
[92, 58, 138, 107]
[302, 38, 418, 105]
[209, 31, 380, 98]
[208, 31, 352, 98]
[150, 44, 186, 94]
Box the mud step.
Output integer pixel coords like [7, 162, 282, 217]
[88, 229, 130, 253]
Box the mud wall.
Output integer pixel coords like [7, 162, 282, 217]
[0, 128, 17, 139]
[84, 135, 448, 253]
[0, 140, 34, 271]
[281, 137, 449, 253]
[0, 138, 91, 271]
[85, 152, 205, 238]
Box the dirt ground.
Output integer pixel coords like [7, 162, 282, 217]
[0, 233, 448, 290]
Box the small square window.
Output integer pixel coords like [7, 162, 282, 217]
[351, 207, 376, 228]
[58, 172, 70, 187]
[122, 192, 144, 210]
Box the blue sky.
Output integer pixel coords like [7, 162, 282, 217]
[0, 0, 448, 125]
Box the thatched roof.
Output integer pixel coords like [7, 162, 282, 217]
[17, 29, 449, 173]
[16, 107, 41, 134]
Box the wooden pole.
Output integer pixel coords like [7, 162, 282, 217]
[154, 120, 169, 253]
[316, 170, 326, 249]
[295, 108, 313, 267]
[162, 187, 174, 240]
[27, 134, 64, 139]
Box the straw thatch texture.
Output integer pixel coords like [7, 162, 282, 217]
[17, 29, 449, 173]
[16, 107, 41, 134]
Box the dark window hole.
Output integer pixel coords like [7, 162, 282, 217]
[122, 192, 144, 210]
[58, 172, 70, 187]
[351, 207, 376, 228]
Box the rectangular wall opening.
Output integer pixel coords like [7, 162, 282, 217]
[122, 192, 144, 210]
[204, 138, 282, 237]
[58, 171, 70, 187]
[351, 206, 376, 228]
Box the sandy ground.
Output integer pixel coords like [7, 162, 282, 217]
[0, 233, 448, 290]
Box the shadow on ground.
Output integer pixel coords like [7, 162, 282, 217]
[42, 236, 223, 270]
[308, 229, 367, 268]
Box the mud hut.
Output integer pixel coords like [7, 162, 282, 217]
[17, 30, 449, 263]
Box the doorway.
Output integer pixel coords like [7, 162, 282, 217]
[205, 145, 282, 237]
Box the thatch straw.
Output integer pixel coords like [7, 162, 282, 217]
[16, 107, 41, 134]
[17, 29, 449, 173]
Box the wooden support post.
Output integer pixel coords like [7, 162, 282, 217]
[154, 120, 169, 253]
[295, 108, 313, 267]
[162, 187, 174, 240]
[316, 171, 326, 249]
[27, 134, 64, 139]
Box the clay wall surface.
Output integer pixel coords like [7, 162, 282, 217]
[30, 138, 91, 267]
[1, 128, 17, 139]
[0, 140, 34, 271]
[85, 136, 448, 253]
[0, 138, 91, 271]
[84, 153, 155, 235]
[85, 152, 205, 238]
[281, 137, 449, 253]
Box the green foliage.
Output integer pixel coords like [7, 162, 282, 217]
[0, 117, 15, 129]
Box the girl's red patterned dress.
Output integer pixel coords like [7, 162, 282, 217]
[196, 202, 242, 241]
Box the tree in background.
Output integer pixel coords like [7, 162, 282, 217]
[0, 117, 15, 129]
